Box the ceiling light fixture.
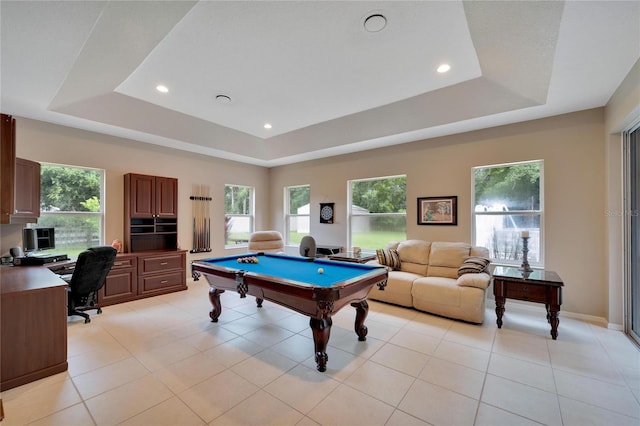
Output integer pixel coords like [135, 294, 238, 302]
[437, 64, 451, 73]
[215, 94, 231, 104]
[363, 13, 387, 32]
[264, 123, 272, 129]
[156, 85, 169, 93]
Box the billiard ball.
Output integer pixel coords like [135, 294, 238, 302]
[318, 267, 324, 274]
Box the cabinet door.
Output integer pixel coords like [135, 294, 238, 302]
[129, 174, 155, 218]
[1, 114, 16, 222]
[97, 255, 137, 306]
[155, 177, 177, 218]
[14, 158, 40, 217]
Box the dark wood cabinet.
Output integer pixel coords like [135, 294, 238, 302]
[124, 173, 178, 252]
[1, 266, 68, 391]
[1, 113, 41, 224]
[99, 251, 186, 304]
[14, 157, 41, 217]
[137, 251, 187, 296]
[97, 254, 138, 306]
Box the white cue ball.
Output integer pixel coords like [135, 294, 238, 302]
[318, 267, 324, 274]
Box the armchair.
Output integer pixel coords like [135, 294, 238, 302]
[248, 231, 285, 253]
[64, 246, 117, 323]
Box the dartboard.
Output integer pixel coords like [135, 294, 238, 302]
[320, 203, 334, 223]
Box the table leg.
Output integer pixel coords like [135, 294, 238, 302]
[549, 308, 560, 340]
[310, 317, 332, 372]
[545, 304, 550, 323]
[351, 300, 368, 341]
[495, 296, 505, 328]
[208, 288, 225, 322]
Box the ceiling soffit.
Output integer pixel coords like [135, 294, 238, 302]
[47, 1, 562, 164]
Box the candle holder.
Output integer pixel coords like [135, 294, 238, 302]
[520, 236, 533, 272]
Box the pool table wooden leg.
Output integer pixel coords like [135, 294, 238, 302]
[208, 288, 225, 322]
[310, 317, 332, 372]
[351, 300, 368, 341]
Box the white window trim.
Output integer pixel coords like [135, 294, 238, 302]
[471, 160, 544, 268]
[224, 184, 255, 248]
[284, 184, 310, 246]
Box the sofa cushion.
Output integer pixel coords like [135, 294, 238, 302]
[376, 248, 401, 270]
[397, 240, 431, 275]
[458, 257, 491, 276]
[470, 246, 490, 258]
[412, 276, 461, 307]
[427, 242, 471, 279]
[367, 271, 417, 307]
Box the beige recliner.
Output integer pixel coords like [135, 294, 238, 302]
[248, 231, 285, 253]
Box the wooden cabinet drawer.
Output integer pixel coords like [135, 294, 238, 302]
[138, 253, 185, 275]
[138, 271, 185, 295]
[504, 282, 547, 302]
[111, 256, 136, 270]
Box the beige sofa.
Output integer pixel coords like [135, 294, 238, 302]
[367, 240, 491, 323]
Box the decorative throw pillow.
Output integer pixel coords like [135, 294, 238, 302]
[376, 248, 401, 270]
[458, 256, 490, 276]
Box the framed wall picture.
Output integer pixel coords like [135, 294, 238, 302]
[417, 196, 457, 225]
[320, 202, 335, 224]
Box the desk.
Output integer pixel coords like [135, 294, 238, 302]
[1, 265, 68, 390]
[493, 266, 564, 339]
[329, 251, 377, 264]
[191, 253, 387, 371]
[315, 244, 342, 256]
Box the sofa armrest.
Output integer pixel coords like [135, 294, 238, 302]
[457, 272, 491, 290]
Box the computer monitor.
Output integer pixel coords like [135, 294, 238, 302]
[23, 227, 55, 253]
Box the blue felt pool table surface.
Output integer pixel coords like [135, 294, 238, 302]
[198, 253, 384, 287]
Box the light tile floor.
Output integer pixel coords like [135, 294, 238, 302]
[2, 278, 639, 425]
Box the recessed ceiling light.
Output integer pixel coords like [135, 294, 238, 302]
[216, 94, 231, 104]
[437, 64, 451, 73]
[156, 85, 169, 93]
[364, 13, 386, 32]
[264, 123, 272, 129]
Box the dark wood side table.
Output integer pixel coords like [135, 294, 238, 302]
[492, 266, 564, 339]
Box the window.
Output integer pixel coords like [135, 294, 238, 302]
[224, 184, 254, 247]
[285, 185, 310, 245]
[472, 160, 543, 266]
[33, 163, 105, 258]
[349, 175, 406, 251]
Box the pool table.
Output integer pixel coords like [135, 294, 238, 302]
[191, 253, 388, 371]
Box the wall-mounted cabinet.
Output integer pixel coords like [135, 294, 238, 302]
[124, 173, 178, 252]
[1, 113, 41, 224]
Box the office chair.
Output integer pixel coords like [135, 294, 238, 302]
[299, 235, 316, 257]
[248, 231, 285, 253]
[64, 246, 117, 323]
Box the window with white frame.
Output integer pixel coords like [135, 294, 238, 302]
[224, 184, 254, 247]
[33, 163, 105, 258]
[472, 160, 543, 266]
[285, 185, 310, 245]
[349, 175, 407, 252]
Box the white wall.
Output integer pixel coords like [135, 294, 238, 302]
[1, 118, 271, 264]
[270, 109, 608, 320]
[2, 58, 638, 325]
